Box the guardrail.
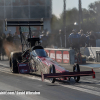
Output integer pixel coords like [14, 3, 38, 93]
[45, 48, 75, 64]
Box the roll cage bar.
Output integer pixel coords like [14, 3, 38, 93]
[5, 18, 44, 52]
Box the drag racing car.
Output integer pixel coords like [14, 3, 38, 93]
[5, 19, 95, 83]
[9, 40, 95, 83]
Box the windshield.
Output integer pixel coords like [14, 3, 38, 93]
[34, 49, 47, 57]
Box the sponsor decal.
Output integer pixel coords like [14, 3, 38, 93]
[20, 69, 28, 73]
[63, 51, 69, 63]
[19, 64, 27, 67]
[56, 51, 62, 63]
[50, 50, 55, 61]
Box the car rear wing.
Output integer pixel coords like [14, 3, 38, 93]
[41, 69, 95, 81]
[5, 18, 43, 31]
[5, 18, 44, 51]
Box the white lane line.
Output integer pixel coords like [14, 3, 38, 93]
[80, 64, 100, 68]
[61, 84, 100, 96]
[80, 65, 93, 68]
[84, 78, 100, 82]
[0, 63, 9, 67]
[0, 67, 10, 72]
[80, 78, 100, 85]
[76, 85, 100, 92]
[81, 80, 100, 86]
[81, 79, 100, 83]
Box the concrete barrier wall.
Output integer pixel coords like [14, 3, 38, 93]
[45, 48, 75, 64]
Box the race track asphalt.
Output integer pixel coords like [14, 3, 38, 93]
[0, 60, 100, 100]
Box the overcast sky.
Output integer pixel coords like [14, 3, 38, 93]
[52, 0, 100, 17]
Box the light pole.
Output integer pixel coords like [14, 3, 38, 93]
[65, 27, 66, 48]
[63, 0, 66, 29]
[79, 0, 83, 30]
[63, 0, 66, 48]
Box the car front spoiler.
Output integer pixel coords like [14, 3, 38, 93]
[41, 69, 95, 81]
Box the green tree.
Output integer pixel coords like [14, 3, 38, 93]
[51, 1, 100, 34]
[51, 14, 60, 31]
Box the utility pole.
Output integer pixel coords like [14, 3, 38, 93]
[63, 0, 66, 48]
[63, 0, 66, 29]
[79, 0, 83, 30]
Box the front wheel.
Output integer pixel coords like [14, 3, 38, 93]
[73, 64, 80, 82]
[49, 65, 56, 83]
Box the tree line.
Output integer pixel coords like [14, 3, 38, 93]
[51, 1, 100, 36]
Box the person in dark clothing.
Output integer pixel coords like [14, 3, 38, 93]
[89, 31, 96, 47]
[68, 29, 80, 52]
[80, 30, 87, 47]
[86, 35, 89, 47]
[6, 33, 13, 43]
[85, 32, 90, 47]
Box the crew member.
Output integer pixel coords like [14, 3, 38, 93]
[68, 29, 80, 52]
[80, 29, 86, 47]
[6, 33, 13, 43]
[89, 31, 96, 47]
